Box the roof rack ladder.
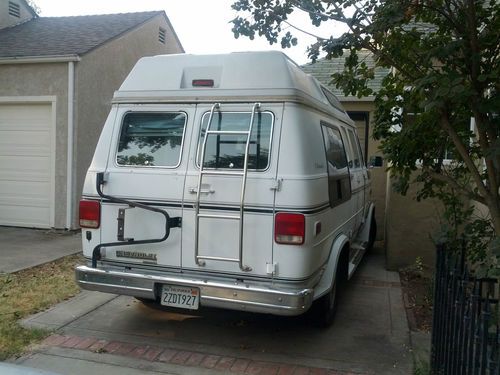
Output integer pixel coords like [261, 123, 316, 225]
[194, 102, 261, 272]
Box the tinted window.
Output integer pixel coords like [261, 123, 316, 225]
[197, 111, 273, 170]
[322, 126, 348, 171]
[321, 124, 351, 207]
[346, 129, 362, 168]
[117, 112, 186, 167]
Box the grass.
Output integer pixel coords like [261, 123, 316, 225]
[414, 359, 431, 375]
[0, 254, 83, 360]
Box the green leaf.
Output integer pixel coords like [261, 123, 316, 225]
[489, 237, 500, 256]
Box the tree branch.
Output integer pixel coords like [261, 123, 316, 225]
[425, 169, 487, 206]
[439, 110, 490, 202]
[281, 20, 327, 40]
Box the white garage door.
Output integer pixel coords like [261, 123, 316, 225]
[0, 103, 54, 228]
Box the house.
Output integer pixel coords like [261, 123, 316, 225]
[0, 0, 184, 229]
[303, 52, 440, 269]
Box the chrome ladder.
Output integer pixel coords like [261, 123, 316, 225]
[194, 102, 261, 272]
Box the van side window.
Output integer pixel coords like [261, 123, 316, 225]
[116, 112, 186, 167]
[355, 134, 365, 166]
[321, 123, 352, 207]
[346, 129, 362, 168]
[197, 111, 273, 170]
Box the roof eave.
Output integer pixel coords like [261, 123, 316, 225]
[79, 11, 176, 57]
[20, 0, 39, 18]
[0, 55, 81, 64]
[338, 96, 376, 102]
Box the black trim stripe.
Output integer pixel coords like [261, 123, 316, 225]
[82, 195, 331, 215]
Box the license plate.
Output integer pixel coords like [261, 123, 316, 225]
[161, 285, 199, 310]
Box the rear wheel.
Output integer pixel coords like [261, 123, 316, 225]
[312, 276, 338, 328]
[367, 215, 377, 251]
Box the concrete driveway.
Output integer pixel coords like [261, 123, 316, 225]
[17, 246, 412, 375]
[0, 226, 81, 273]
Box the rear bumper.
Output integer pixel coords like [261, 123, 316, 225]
[75, 265, 314, 316]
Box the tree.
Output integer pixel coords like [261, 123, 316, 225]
[231, 0, 500, 271]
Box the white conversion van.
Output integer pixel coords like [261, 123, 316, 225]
[76, 51, 376, 326]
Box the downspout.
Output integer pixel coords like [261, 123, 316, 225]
[66, 61, 75, 229]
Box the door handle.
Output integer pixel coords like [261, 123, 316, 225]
[189, 187, 215, 194]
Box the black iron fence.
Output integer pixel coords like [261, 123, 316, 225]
[431, 243, 499, 374]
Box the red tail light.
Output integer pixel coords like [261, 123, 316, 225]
[275, 213, 305, 245]
[79, 200, 100, 228]
[192, 79, 214, 87]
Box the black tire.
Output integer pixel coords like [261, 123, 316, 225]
[312, 277, 338, 328]
[367, 215, 377, 251]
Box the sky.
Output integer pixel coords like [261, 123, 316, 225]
[32, 0, 340, 65]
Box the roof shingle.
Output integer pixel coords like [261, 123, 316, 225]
[301, 50, 390, 97]
[0, 11, 164, 58]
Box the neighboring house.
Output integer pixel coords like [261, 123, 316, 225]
[303, 51, 439, 269]
[0, 0, 184, 229]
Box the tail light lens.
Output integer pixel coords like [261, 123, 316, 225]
[275, 213, 305, 245]
[79, 200, 100, 228]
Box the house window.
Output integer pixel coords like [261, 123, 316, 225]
[9, 1, 21, 18]
[158, 27, 166, 44]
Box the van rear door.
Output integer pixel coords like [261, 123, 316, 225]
[181, 103, 282, 277]
[97, 104, 195, 269]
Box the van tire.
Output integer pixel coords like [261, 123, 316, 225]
[312, 275, 338, 328]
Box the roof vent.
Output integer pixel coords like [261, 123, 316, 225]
[8, 1, 20, 18]
[158, 27, 166, 44]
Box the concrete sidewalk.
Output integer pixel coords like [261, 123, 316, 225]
[14, 245, 413, 375]
[0, 226, 81, 273]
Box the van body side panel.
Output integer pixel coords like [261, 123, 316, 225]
[273, 104, 357, 280]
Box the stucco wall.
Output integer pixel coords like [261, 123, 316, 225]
[72, 14, 184, 228]
[0, 0, 34, 29]
[341, 101, 386, 241]
[385, 173, 443, 270]
[0, 62, 69, 228]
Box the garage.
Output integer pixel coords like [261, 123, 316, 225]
[0, 102, 54, 228]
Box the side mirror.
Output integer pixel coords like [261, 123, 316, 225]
[369, 156, 383, 168]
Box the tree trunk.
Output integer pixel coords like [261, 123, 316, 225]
[489, 200, 500, 237]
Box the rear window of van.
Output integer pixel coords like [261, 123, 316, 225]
[116, 112, 187, 167]
[196, 111, 273, 171]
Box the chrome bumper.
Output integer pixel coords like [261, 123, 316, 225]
[75, 265, 314, 316]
